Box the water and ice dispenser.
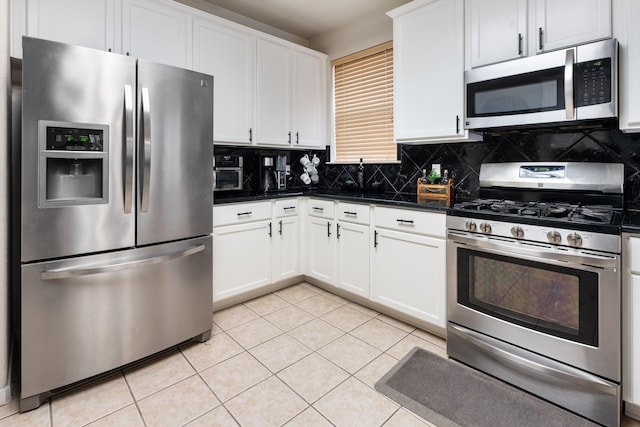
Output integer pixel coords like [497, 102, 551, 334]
[38, 121, 109, 207]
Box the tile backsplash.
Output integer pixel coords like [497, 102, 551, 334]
[215, 125, 640, 206]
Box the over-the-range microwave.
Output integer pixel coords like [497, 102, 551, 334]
[464, 39, 617, 130]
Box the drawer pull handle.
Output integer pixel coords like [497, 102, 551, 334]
[374, 230, 378, 248]
[237, 211, 252, 216]
[283, 206, 296, 210]
[397, 219, 414, 224]
[313, 207, 324, 212]
[268, 222, 272, 237]
[279, 220, 283, 235]
[344, 211, 358, 216]
[337, 223, 341, 239]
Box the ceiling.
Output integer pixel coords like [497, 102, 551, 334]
[200, 0, 404, 40]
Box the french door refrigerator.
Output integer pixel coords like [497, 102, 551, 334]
[16, 37, 213, 411]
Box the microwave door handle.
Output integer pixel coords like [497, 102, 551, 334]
[140, 87, 151, 212]
[124, 84, 134, 214]
[565, 48, 575, 120]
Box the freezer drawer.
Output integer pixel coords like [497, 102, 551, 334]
[19, 236, 213, 410]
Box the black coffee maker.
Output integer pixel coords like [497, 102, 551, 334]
[260, 156, 278, 192]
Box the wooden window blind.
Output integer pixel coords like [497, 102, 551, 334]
[332, 41, 397, 163]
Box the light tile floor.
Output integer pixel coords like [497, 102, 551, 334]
[1, 282, 639, 427]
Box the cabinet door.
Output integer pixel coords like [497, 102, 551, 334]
[193, 18, 254, 144]
[372, 228, 445, 327]
[535, 0, 611, 53]
[291, 50, 326, 148]
[305, 216, 335, 284]
[624, 273, 640, 407]
[274, 216, 299, 281]
[391, 0, 479, 143]
[212, 220, 272, 301]
[336, 222, 370, 298]
[467, 0, 527, 67]
[614, 0, 640, 133]
[17, 0, 115, 57]
[122, 0, 191, 68]
[256, 38, 291, 146]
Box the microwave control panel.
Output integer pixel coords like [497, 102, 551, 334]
[574, 58, 611, 107]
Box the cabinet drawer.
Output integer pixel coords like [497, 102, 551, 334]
[374, 206, 446, 238]
[307, 198, 334, 219]
[274, 199, 299, 217]
[213, 201, 272, 227]
[337, 202, 370, 225]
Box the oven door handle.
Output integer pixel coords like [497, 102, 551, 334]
[449, 324, 618, 395]
[448, 233, 618, 270]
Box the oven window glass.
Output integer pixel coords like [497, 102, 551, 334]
[214, 170, 241, 190]
[458, 248, 598, 346]
[467, 67, 564, 117]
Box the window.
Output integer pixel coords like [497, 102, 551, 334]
[332, 41, 397, 163]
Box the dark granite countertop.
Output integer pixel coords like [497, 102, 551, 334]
[214, 189, 450, 212]
[622, 207, 640, 233]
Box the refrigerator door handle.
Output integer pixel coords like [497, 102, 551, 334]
[124, 84, 134, 214]
[140, 87, 152, 212]
[40, 244, 205, 280]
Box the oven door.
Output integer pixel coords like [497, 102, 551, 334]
[213, 168, 243, 191]
[446, 230, 620, 382]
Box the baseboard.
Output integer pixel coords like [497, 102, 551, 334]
[212, 276, 303, 312]
[0, 341, 13, 406]
[302, 275, 446, 339]
[625, 401, 640, 421]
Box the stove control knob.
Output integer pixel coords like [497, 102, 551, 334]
[511, 226, 525, 239]
[465, 220, 477, 232]
[547, 231, 562, 244]
[567, 232, 583, 247]
[479, 222, 492, 234]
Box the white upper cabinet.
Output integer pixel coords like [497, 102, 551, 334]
[613, 0, 640, 133]
[466, 0, 527, 67]
[256, 38, 327, 148]
[466, 0, 612, 68]
[388, 0, 482, 143]
[256, 38, 292, 147]
[11, 0, 116, 58]
[122, 0, 192, 68]
[534, 0, 611, 53]
[193, 17, 255, 144]
[291, 51, 326, 148]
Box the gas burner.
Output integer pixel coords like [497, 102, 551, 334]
[453, 199, 616, 225]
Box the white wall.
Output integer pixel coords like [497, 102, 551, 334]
[308, 0, 410, 155]
[0, 0, 12, 405]
[309, 0, 409, 61]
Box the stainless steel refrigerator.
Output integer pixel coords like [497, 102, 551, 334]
[15, 37, 213, 411]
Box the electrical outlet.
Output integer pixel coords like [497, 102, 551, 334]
[432, 164, 441, 176]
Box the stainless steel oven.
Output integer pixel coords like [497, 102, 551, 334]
[213, 155, 243, 191]
[446, 162, 624, 427]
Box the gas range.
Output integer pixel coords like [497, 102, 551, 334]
[447, 162, 625, 253]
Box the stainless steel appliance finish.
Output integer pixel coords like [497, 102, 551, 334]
[17, 37, 213, 411]
[465, 39, 617, 130]
[446, 162, 623, 427]
[213, 155, 243, 191]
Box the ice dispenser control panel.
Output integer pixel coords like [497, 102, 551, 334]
[38, 121, 109, 207]
[46, 127, 104, 151]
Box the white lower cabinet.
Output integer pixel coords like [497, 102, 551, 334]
[212, 201, 273, 301]
[274, 199, 300, 281]
[212, 219, 272, 301]
[371, 207, 447, 328]
[622, 233, 640, 419]
[305, 215, 336, 284]
[336, 202, 371, 298]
